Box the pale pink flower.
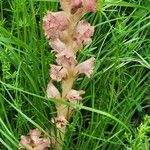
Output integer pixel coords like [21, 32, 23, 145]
[66, 89, 85, 103]
[50, 64, 67, 81]
[47, 81, 61, 99]
[19, 128, 51, 150]
[54, 115, 68, 128]
[36, 138, 51, 150]
[43, 11, 69, 39]
[73, 20, 94, 46]
[70, 0, 97, 13]
[30, 128, 41, 143]
[56, 50, 77, 68]
[20, 136, 32, 150]
[76, 57, 95, 78]
[83, 0, 97, 12]
[51, 39, 67, 53]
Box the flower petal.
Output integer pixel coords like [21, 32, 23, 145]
[70, 0, 97, 13]
[51, 39, 67, 53]
[47, 81, 61, 98]
[37, 137, 51, 150]
[66, 89, 85, 103]
[43, 11, 69, 39]
[50, 64, 67, 82]
[20, 136, 31, 149]
[73, 20, 94, 46]
[54, 115, 68, 128]
[56, 50, 77, 68]
[30, 128, 41, 144]
[83, 0, 97, 12]
[76, 57, 95, 78]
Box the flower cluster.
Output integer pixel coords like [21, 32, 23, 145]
[44, 0, 97, 128]
[19, 128, 51, 150]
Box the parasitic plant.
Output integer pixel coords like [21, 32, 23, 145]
[19, 0, 97, 150]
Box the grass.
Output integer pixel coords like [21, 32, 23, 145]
[0, 0, 150, 149]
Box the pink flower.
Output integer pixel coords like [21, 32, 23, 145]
[51, 39, 67, 53]
[70, 0, 97, 13]
[20, 136, 32, 150]
[73, 20, 94, 46]
[54, 115, 68, 128]
[30, 128, 41, 143]
[36, 138, 51, 150]
[19, 128, 51, 150]
[76, 57, 95, 78]
[50, 65, 67, 81]
[83, 0, 97, 12]
[56, 50, 77, 68]
[43, 11, 69, 39]
[47, 81, 61, 99]
[66, 90, 85, 103]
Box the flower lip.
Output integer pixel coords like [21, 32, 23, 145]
[73, 20, 95, 46]
[66, 89, 85, 103]
[56, 49, 77, 68]
[50, 64, 67, 82]
[75, 57, 95, 78]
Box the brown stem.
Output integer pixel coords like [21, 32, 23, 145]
[53, 126, 66, 150]
[53, 77, 75, 150]
[62, 77, 74, 99]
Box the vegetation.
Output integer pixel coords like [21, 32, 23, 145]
[0, 0, 150, 149]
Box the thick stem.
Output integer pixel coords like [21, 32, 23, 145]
[53, 126, 66, 150]
[53, 77, 74, 150]
[62, 77, 74, 98]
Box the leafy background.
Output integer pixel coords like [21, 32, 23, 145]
[0, 0, 150, 149]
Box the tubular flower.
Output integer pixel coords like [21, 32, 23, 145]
[47, 81, 61, 99]
[51, 39, 67, 53]
[76, 57, 95, 78]
[43, 11, 69, 39]
[83, 0, 97, 12]
[20, 136, 32, 150]
[30, 128, 41, 143]
[66, 89, 85, 103]
[54, 115, 68, 128]
[19, 128, 51, 150]
[50, 65, 67, 82]
[36, 138, 51, 150]
[73, 20, 94, 46]
[70, 0, 97, 13]
[56, 50, 77, 68]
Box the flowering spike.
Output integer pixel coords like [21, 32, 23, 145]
[41, 0, 97, 149]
